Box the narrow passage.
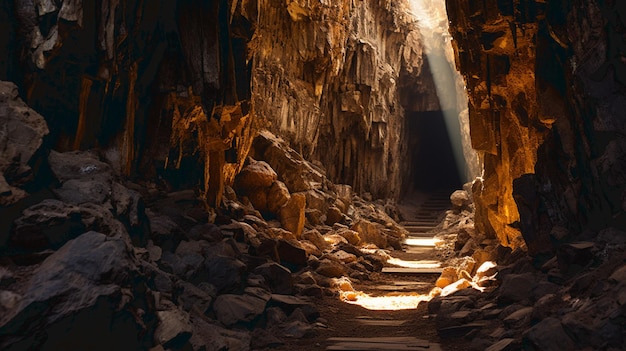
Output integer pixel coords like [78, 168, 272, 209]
[323, 192, 453, 350]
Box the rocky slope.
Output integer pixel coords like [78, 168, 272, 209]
[0, 83, 417, 349]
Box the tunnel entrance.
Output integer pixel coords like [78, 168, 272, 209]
[406, 110, 462, 194]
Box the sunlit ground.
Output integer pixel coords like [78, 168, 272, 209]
[403, 237, 441, 247]
[387, 258, 441, 269]
[341, 292, 432, 311]
[338, 261, 499, 310]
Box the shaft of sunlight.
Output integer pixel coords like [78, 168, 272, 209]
[408, 0, 479, 182]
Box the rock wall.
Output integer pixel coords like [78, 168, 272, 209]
[1, 0, 256, 207]
[445, 0, 626, 254]
[251, 0, 440, 198]
[1, 0, 442, 205]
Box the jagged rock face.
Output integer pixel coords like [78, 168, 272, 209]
[251, 0, 439, 198]
[1, 0, 441, 203]
[445, 0, 547, 249]
[446, 0, 626, 253]
[2, 0, 256, 206]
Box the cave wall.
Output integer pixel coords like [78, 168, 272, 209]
[2, 0, 441, 205]
[445, 0, 626, 254]
[251, 0, 440, 199]
[2, 0, 256, 206]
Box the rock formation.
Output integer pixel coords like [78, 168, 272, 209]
[0, 0, 451, 206]
[2, 0, 626, 349]
[446, 0, 626, 256]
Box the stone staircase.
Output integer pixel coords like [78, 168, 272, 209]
[381, 191, 451, 275]
[325, 192, 452, 350]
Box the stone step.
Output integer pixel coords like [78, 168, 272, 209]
[403, 237, 438, 246]
[404, 233, 435, 237]
[369, 281, 433, 292]
[351, 317, 409, 327]
[403, 227, 436, 233]
[387, 259, 441, 269]
[414, 218, 439, 226]
[402, 223, 436, 228]
[381, 267, 443, 274]
[403, 247, 434, 254]
[326, 337, 442, 351]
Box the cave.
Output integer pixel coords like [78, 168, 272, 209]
[406, 110, 463, 194]
[1, 0, 626, 350]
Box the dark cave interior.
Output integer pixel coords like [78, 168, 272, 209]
[406, 110, 462, 195]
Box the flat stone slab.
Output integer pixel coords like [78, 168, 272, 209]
[381, 267, 443, 274]
[403, 238, 438, 247]
[351, 317, 409, 326]
[326, 337, 441, 350]
[403, 247, 433, 254]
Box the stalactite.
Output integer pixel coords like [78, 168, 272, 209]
[122, 62, 138, 176]
[73, 77, 93, 150]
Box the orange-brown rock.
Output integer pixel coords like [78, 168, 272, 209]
[350, 220, 386, 249]
[279, 192, 306, 239]
[446, 0, 626, 257]
[267, 181, 291, 214]
[235, 161, 277, 193]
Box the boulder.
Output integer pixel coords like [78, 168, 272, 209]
[351, 220, 386, 248]
[155, 309, 193, 349]
[10, 200, 128, 253]
[111, 182, 148, 245]
[305, 209, 325, 226]
[525, 318, 575, 351]
[450, 190, 470, 209]
[267, 180, 291, 214]
[315, 259, 345, 278]
[327, 250, 357, 263]
[299, 240, 323, 257]
[251, 329, 284, 349]
[305, 189, 331, 213]
[556, 241, 596, 276]
[254, 262, 294, 294]
[234, 160, 277, 192]
[48, 150, 112, 183]
[198, 256, 246, 294]
[325, 206, 344, 225]
[277, 239, 308, 268]
[0, 231, 151, 350]
[302, 229, 331, 251]
[503, 306, 533, 329]
[148, 213, 184, 252]
[336, 228, 361, 246]
[213, 294, 267, 326]
[498, 273, 535, 303]
[9, 199, 85, 251]
[176, 280, 214, 314]
[251, 131, 325, 193]
[279, 192, 306, 238]
[189, 315, 251, 351]
[436, 267, 459, 289]
[53, 178, 111, 205]
[0, 81, 49, 205]
[188, 223, 223, 242]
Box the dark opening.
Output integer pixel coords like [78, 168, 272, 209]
[407, 110, 462, 193]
